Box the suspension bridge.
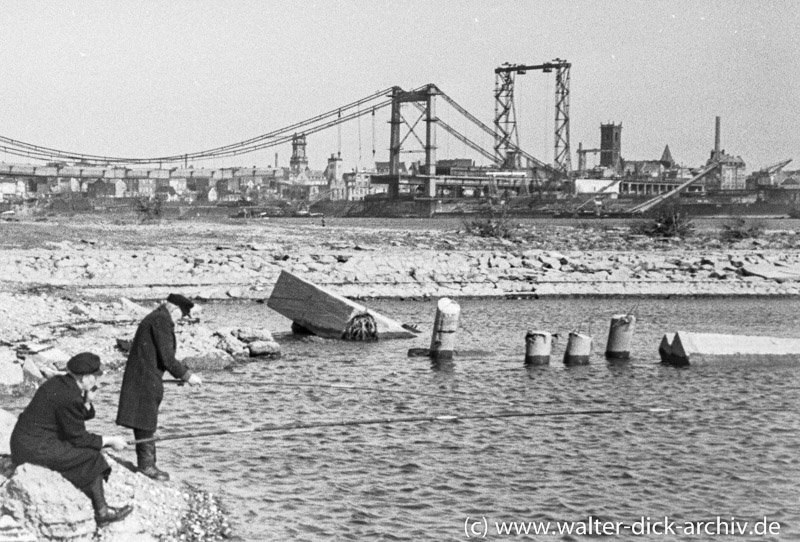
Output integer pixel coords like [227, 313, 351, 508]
[0, 67, 574, 205]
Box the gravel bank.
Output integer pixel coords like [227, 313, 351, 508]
[1, 215, 799, 301]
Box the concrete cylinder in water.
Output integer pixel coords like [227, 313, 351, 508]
[524, 330, 552, 365]
[430, 297, 460, 360]
[564, 332, 592, 365]
[605, 314, 636, 359]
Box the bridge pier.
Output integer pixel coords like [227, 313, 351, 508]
[423, 177, 436, 198]
[389, 84, 438, 177]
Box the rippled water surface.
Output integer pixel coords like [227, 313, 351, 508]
[25, 298, 800, 540]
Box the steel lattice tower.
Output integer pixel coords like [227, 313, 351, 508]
[494, 59, 571, 174]
[553, 60, 571, 174]
[494, 65, 520, 168]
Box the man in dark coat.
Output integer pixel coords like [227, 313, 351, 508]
[11, 352, 133, 526]
[116, 293, 202, 481]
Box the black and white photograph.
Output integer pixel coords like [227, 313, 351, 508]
[0, 1, 798, 540]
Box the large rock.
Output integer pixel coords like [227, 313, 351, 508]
[247, 340, 281, 358]
[31, 348, 70, 373]
[118, 298, 153, 319]
[1, 463, 95, 541]
[175, 324, 237, 370]
[236, 327, 274, 343]
[0, 350, 17, 364]
[98, 455, 187, 541]
[0, 514, 37, 541]
[0, 359, 23, 388]
[0, 450, 229, 541]
[214, 330, 248, 357]
[0, 409, 17, 455]
[21, 358, 44, 382]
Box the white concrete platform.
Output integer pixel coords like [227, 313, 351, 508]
[660, 330, 800, 365]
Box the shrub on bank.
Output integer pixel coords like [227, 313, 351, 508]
[137, 196, 163, 222]
[719, 217, 765, 242]
[462, 203, 514, 239]
[632, 203, 695, 239]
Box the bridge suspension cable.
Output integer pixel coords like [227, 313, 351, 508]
[432, 87, 558, 177]
[0, 83, 555, 174]
[0, 86, 400, 166]
[410, 102, 496, 163]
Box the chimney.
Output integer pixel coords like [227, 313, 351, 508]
[714, 116, 721, 159]
[275, 153, 279, 168]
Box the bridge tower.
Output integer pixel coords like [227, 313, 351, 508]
[494, 59, 571, 174]
[388, 84, 438, 190]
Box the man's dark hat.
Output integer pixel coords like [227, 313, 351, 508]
[67, 352, 104, 376]
[166, 293, 195, 314]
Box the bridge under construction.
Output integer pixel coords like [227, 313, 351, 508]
[0, 59, 576, 200]
[0, 61, 755, 217]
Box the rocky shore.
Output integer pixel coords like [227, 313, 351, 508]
[0, 435, 232, 542]
[1, 214, 799, 540]
[1, 215, 800, 303]
[0, 292, 272, 541]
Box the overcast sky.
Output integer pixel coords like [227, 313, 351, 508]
[0, 1, 797, 172]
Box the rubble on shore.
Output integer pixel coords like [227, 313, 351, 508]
[1, 218, 800, 301]
[0, 291, 276, 540]
[0, 293, 279, 397]
[0, 416, 232, 541]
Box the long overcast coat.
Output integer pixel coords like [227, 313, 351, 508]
[116, 305, 192, 432]
[10, 374, 109, 489]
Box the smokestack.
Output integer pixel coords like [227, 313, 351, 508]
[714, 116, 721, 159]
[275, 152, 279, 168]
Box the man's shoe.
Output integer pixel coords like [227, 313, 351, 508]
[95, 504, 133, 526]
[139, 465, 170, 482]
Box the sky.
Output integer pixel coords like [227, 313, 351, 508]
[0, 0, 797, 172]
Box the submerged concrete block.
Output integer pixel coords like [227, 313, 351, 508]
[267, 270, 416, 340]
[660, 330, 800, 365]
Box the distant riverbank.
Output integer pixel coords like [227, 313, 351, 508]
[1, 214, 800, 303]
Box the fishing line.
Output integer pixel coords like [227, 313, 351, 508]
[162, 379, 550, 407]
[164, 379, 490, 403]
[129, 406, 787, 445]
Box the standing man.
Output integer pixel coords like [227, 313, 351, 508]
[11, 352, 133, 526]
[116, 293, 202, 482]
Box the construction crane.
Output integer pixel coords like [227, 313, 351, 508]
[628, 162, 720, 214]
[576, 143, 608, 173]
[749, 158, 793, 188]
[760, 158, 793, 177]
[494, 59, 571, 175]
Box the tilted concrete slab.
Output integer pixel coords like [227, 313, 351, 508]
[267, 270, 417, 340]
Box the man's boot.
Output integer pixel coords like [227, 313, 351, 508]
[83, 475, 134, 526]
[136, 440, 170, 482]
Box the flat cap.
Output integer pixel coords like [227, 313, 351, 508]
[67, 352, 104, 376]
[166, 293, 195, 315]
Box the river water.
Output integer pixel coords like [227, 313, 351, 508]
[18, 297, 800, 540]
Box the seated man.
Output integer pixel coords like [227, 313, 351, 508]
[10, 352, 133, 526]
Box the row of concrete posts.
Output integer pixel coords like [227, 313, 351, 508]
[423, 297, 636, 364]
[422, 297, 636, 365]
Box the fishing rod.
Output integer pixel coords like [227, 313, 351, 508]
[128, 406, 785, 445]
[161, 379, 522, 406]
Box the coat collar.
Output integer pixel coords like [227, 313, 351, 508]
[156, 304, 175, 323]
